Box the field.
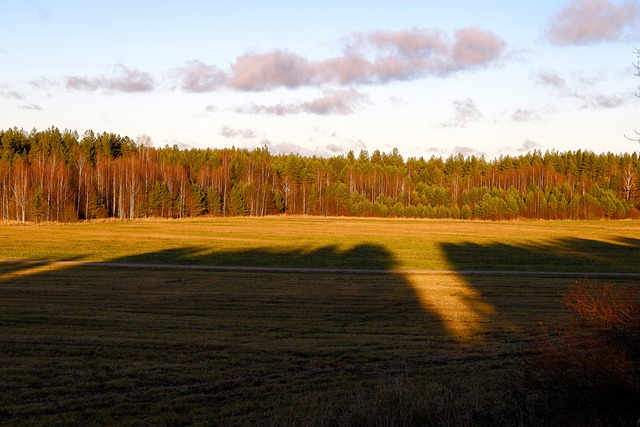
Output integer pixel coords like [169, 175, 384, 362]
[1, 218, 639, 425]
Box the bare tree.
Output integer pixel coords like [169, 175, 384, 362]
[136, 134, 153, 148]
[626, 48, 640, 142]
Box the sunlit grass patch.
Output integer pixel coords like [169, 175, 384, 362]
[407, 273, 498, 341]
[2, 217, 640, 273]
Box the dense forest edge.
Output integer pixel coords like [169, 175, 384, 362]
[1, 126, 639, 222]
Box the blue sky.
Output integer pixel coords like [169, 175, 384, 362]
[1, 0, 639, 159]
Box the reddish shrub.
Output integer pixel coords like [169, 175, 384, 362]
[527, 279, 640, 425]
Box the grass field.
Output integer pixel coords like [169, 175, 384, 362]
[1, 218, 639, 425]
[1, 217, 640, 272]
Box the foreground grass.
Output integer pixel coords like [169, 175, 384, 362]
[1, 218, 640, 424]
[5, 263, 636, 425]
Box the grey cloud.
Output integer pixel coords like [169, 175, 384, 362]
[500, 140, 544, 155]
[583, 93, 627, 108]
[230, 50, 313, 90]
[29, 77, 57, 90]
[453, 146, 484, 156]
[166, 139, 192, 150]
[326, 143, 344, 153]
[233, 103, 298, 116]
[536, 69, 630, 108]
[511, 108, 540, 122]
[537, 70, 568, 91]
[0, 89, 24, 99]
[451, 28, 506, 68]
[425, 147, 447, 155]
[442, 98, 483, 128]
[301, 88, 369, 115]
[220, 125, 256, 139]
[388, 95, 407, 105]
[334, 27, 505, 83]
[233, 88, 369, 116]
[18, 103, 42, 111]
[546, 0, 640, 45]
[520, 140, 543, 152]
[258, 138, 327, 157]
[66, 64, 155, 93]
[251, 138, 362, 157]
[66, 76, 99, 91]
[172, 60, 227, 93]
[351, 28, 449, 57]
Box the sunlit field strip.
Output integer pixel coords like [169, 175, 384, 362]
[1, 217, 640, 272]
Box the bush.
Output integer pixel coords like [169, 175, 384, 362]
[526, 279, 640, 425]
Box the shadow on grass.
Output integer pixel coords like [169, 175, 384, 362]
[439, 236, 640, 425]
[111, 243, 396, 270]
[0, 244, 489, 426]
[436, 236, 640, 333]
[441, 236, 640, 274]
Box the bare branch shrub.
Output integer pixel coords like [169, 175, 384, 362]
[526, 279, 640, 425]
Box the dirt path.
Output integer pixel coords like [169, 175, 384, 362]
[2, 259, 640, 278]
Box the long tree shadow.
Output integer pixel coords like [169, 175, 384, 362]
[438, 236, 640, 339]
[442, 236, 640, 273]
[110, 243, 398, 271]
[0, 244, 490, 425]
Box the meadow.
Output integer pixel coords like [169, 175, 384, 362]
[1, 218, 639, 425]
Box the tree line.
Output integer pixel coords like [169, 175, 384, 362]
[1, 126, 639, 222]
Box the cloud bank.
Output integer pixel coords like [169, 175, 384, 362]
[546, 0, 640, 45]
[174, 27, 506, 92]
[42, 25, 505, 113]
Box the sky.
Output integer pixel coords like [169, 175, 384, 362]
[1, 0, 639, 160]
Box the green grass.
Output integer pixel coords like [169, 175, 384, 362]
[1, 218, 640, 425]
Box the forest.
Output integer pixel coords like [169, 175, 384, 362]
[1, 126, 639, 222]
